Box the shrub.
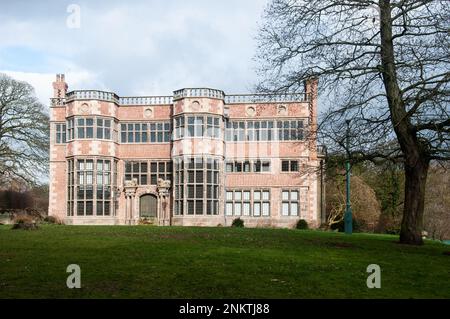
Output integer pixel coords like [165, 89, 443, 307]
[296, 219, 309, 230]
[330, 217, 360, 232]
[12, 215, 38, 230]
[231, 218, 244, 228]
[43, 216, 63, 224]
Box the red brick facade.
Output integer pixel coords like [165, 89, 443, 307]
[49, 74, 325, 228]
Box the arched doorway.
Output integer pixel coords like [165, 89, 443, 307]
[140, 194, 158, 218]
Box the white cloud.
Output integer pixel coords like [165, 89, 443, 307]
[0, 0, 269, 99]
[1, 69, 102, 106]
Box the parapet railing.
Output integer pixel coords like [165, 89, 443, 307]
[119, 96, 173, 105]
[55, 90, 173, 106]
[173, 88, 225, 100]
[51, 90, 309, 106]
[225, 93, 309, 104]
[66, 90, 119, 103]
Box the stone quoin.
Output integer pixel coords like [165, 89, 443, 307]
[48, 74, 326, 227]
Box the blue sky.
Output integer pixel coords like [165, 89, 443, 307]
[0, 0, 268, 105]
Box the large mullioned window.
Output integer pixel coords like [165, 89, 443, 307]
[225, 120, 305, 142]
[174, 157, 220, 216]
[66, 117, 114, 141]
[174, 115, 221, 139]
[225, 189, 270, 217]
[281, 190, 299, 216]
[225, 160, 271, 173]
[67, 158, 117, 217]
[55, 123, 66, 144]
[281, 160, 299, 172]
[124, 160, 172, 185]
[120, 122, 171, 143]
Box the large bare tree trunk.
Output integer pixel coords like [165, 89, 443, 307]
[400, 158, 429, 245]
[379, 0, 430, 245]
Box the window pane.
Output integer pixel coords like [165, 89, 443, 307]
[282, 161, 290, 172]
[86, 160, 93, 170]
[290, 202, 299, 216]
[243, 202, 250, 216]
[77, 201, 84, 216]
[96, 201, 103, 215]
[78, 128, 85, 138]
[196, 171, 203, 183]
[196, 185, 203, 198]
[282, 203, 289, 216]
[226, 191, 233, 201]
[291, 191, 299, 201]
[291, 161, 299, 171]
[253, 202, 261, 216]
[85, 201, 93, 215]
[282, 191, 290, 201]
[86, 127, 93, 138]
[104, 202, 110, 216]
[262, 202, 270, 216]
[226, 203, 233, 216]
[188, 201, 195, 215]
[234, 203, 242, 216]
[195, 201, 203, 215]
[187, 185, 194, 198]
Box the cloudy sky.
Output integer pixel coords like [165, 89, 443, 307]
[0, 0, 268, 105]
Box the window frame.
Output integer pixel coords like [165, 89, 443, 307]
[281, 189, 300, 217]
[68, 157, 116, 217]
[281, 159, 300, 173]
[120, 121, 171, 144]
[55, 123, 67, 144]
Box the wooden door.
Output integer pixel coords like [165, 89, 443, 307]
[140, 194, 157, 218]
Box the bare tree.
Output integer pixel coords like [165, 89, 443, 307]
[0, 73, 49, 185]
[256, 0, 449, 245]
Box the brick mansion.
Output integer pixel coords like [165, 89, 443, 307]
[49, 74, 326, 227]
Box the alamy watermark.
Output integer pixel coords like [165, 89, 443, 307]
[66, 4, 81, 29]
[366, 264, 381, 289]
[66, 264, 81, 289]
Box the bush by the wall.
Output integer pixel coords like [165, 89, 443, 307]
[231, 218, 244, 228]
[12, 215, 38, 230]
[296, 219, 309, 230]
[43, 216, 64, 225]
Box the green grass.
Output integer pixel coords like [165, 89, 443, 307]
[0, 225, 449, 298]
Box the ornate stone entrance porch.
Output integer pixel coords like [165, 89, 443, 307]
[123, 179, 171, 225]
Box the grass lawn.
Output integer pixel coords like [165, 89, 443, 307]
[0, 225, 449, 299]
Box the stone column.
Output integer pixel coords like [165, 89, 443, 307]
[124, 179, 138, 225]
[157, 178, 171, 226]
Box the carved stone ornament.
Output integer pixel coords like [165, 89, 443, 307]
[246, 106, 256, 117]
[80, 103, 89, 114]
[278, 105, 287, 116]
[191, 101, 201, 111]
[144, 108, 153, 118]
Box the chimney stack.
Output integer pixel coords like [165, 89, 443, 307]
[52, 73, 68, 98]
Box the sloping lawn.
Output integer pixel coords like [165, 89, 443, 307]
[0, 225, 449, 298]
